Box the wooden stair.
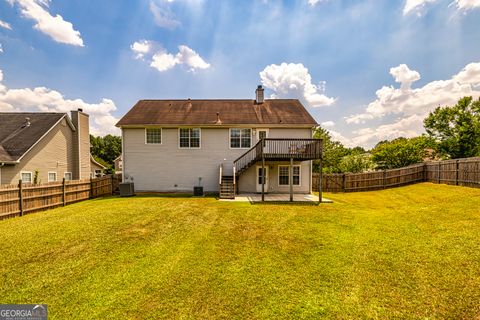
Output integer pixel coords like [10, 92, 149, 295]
[219, 176, 235, 199]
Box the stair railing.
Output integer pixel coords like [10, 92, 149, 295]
[219, 164, 223, 185]
[233, 139, 263, 174]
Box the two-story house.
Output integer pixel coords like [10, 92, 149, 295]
[116, 86, 322, 200]
[0, 109, 103, 185]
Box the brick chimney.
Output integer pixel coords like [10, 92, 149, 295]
[255, 85, 264, 104]
[71, 109, 90, 180]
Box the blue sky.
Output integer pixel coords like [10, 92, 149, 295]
[0, 0, 479, 147]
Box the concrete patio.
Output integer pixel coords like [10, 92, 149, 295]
[219, 193, 332, 204]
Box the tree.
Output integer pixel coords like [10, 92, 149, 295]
[90, 134, 122, 173]
[371, 136, 434, 169]
[338, 153, 375, 173]
[424, 96, 480, 159]
[313, 127, 350, 173]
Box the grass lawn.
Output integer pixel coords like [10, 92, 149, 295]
[1, 183, 480, 319]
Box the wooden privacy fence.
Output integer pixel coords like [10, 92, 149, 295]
[313, 157, 480, 193]
[0, 175, 120, 219]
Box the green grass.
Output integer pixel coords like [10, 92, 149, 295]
[1, 183, 480, 319]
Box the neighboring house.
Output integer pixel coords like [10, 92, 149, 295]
[0, 109, 92, 185]
[91, 156, 107, 177]
[116, 85, 322, 199]
[114, 155, 122, 174]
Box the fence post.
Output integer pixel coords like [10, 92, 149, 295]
[455, 160, 459, 186]
[18, 180, 23, 217]
[111, 175, 114, 195]
[342, 174, 346, 192]
[423, 163, 427, 182]
[90, 177, 93, 199]
[437, 162, 441, 184]
[62, 178, 66, 206]
[383, 170, 387, 189]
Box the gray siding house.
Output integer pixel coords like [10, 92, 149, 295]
[116, 86, 322, 199]
[0, 110, 95, 185]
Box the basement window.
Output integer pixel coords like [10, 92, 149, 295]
[64, 172, 72, 181]
[278, 165, 301, 186]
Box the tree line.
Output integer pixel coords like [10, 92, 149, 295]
[315, 96, 480, 173]
[90, 134, 122, 174]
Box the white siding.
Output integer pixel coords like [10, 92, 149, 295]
[123, 127, 313, 192]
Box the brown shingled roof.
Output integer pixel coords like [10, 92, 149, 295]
[0, 113, 68, 162]
[116, 99, 318, 127]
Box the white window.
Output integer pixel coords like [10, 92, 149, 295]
[145, 128, 162, 144]
[48, 171, 57, 182]
[21, 171, 32, 183]
[64, 172, 72, 181]
[230, 128, 251, 148]
[278, 165, 301, 186]
[179, 128, 201, 148]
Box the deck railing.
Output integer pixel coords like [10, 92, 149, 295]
[233, 138, 322, 175]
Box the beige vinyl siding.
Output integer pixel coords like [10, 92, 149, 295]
[0, 118, 76, 185]
[71, 111, 91, 180]
[122, 127, 313, 193]
[237, 161, 311, 194]
[79, 113, 91, 179]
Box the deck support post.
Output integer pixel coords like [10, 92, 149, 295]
[289, 157, 293, 202]
[261, 144, 265, 202]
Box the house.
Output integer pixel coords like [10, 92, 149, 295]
[0, 109, 93, 185]
[114, 155, 122, 174]
[116, 85, 322, 200]
[90, 156, 107, 177]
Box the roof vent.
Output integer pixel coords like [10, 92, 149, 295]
[215, 112, 222, 125]
[78, 108, 83, 112]
[23, 117, 31, 128]
[255, 85, 264, 104]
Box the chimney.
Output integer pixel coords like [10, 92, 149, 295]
[255, 85, 264, 104]
[71, 109, 90, 180]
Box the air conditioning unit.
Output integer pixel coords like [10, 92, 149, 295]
[119, 182, 135, 197]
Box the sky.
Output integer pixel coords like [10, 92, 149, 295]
[0, 0, 479, 148]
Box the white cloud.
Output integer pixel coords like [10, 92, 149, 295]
[321, 121, 335, 127]
[308, 0, 323, 6]
[403, 0, 480, 15]
[130, 40, 153, 60]
[390, 64, 421, 90]
[0, 68, 118, 136]
[346, 62, 480, 124]
[350, 115, 425, 148]
[328, 129, 354, 147]
[0, 20, 12, 30]
[454, 0, 480, 10]
[131, 40, 210, 72]
[0, 44, 3, 53]
[151, 51, 178, 71]
[259, 62, 335, 108]
[403, 0, 437, 15]
[7, 0, 84, 46]
[344, 61, 480, 148]
[149, 0, 181, 29]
